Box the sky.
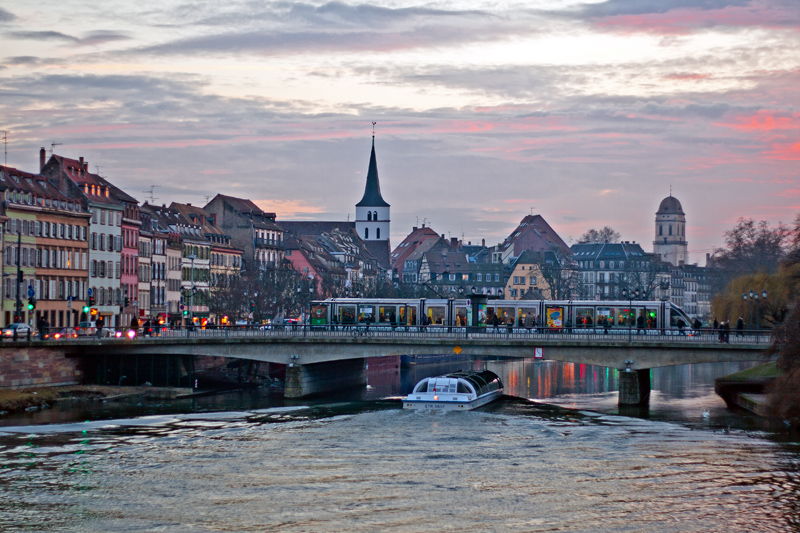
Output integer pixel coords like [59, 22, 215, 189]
[1, 0, 798, 265]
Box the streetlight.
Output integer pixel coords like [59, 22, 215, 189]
[188, 254, 196, 329]
[743, 290, 768, 331]
[621, 288, 640, 341]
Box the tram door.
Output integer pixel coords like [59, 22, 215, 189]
[399, 305, 417, 326]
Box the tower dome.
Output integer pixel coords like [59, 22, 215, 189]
[656, 196, 684, 215]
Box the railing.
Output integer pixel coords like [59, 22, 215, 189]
[9, 324, 773, 345]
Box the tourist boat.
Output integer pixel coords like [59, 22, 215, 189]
[403, 370, 503, 411]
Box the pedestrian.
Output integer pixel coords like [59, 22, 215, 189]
[718, 321, 725, 343]
[143, 318, 152, 336]
[676, 318, 686, 335]
[96, 316, 104, 338]
[724, 321, 731, 343]
[37, 316, 45, 341]
[524, 313, 533, 332]
[636, 314, 645, 335]
[736, 316, 744, 337]
[506, 317, 513, 335]
[713, 317, 719, 332]
[492, 314, 500, 333]
[693, 318, 702, 336]
[130, 316, 139, 337]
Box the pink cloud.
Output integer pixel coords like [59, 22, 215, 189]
[592, 2, 800, 35]
[717, 111, 800, 132]
[765, 141, 800, 160]
[663, 73, 712, 81]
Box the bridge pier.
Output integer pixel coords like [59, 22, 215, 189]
[618, 369, 651, 406]
[284, 359, 366, 398]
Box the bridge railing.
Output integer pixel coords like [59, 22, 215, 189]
[17, 324, 769, 345]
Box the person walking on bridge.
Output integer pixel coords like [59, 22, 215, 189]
[736, 316, 744, 337]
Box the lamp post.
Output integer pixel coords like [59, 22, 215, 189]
[188, 254, 196, 328]
[621, 288, 640, 342]
[743, 290, 767, 331]
[14, 231, 22, 323]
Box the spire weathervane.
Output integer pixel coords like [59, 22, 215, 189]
[372, 121, 376, 138]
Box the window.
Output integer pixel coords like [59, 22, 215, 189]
[494, 273, 500, 282]
[476, 273, 483, 282]
[669, 225, 673, 236]
[659, 225, 663, 236]
[364, 227, 369, 239]
[376, 228, 380, 239]
[449, 273, 456, 281]
[530, 276, 537, 286]
[100, 210, 106, 225]
[367, 212, 372, 221]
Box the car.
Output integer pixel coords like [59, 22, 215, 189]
[48, 328, 78, 340]
[75, 321, 111, 337]
[2, 323, 33, 340]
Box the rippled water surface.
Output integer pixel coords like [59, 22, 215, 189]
[1, 399, 799, 532]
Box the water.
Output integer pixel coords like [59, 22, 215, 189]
[1, 359, 798, 532]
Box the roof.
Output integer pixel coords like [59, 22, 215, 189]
[47, 154, 138, 206]
[390, 225, 441, 269]
[0, 165, 88, 217]
[498, 214, 572, 257]
[657, 195, 684, 215]
[281, 221, 355, 238]
[355, 138, 389, 208]
[570, 241, 648, 261]
[206, 194, 282, 231]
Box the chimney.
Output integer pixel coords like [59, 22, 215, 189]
[39, 147, 46, 172]
[450, 237, 458, 248]
[79, 156, 84, 168]
[412, 226, 418, 232]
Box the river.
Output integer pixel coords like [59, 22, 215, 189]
[1, 359, 798, 532]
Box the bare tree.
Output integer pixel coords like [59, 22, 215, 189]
[578, 227, 621, 244]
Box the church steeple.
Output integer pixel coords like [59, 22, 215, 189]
[356, 137, 390, 208]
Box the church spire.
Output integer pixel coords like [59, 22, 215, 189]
[356, 135, 390, 208]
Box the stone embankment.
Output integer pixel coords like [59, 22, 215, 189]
[0, 385, 192, 415]
[715, 362, 780, 417]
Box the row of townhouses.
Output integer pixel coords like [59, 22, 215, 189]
[0, 139, 712, 330]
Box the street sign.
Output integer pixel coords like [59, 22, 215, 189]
[27, 286, 34, 297]
[535, 347, 543, 359]
[87, 288, 93, 296]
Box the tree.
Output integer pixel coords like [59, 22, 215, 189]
[708, 218, 791, 294]
[710, 268, 795, 326]
[578, 227, 621, 244]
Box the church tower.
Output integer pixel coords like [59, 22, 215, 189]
[653, 195, 688, 266]
[355, 136, 391, 267]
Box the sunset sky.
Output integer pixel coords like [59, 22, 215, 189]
[1, 0, 798, 264]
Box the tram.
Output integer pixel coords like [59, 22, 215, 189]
[309, 297, 694, 332]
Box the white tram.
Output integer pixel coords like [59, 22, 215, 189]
[310, 297, 693, 332]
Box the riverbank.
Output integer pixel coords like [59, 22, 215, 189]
[0, 385, 192, 416]
[715, 362, 780, 417]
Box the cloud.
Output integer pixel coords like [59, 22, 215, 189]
[9, 31, 78, 42]
[0, 7, 15, 23]
[577, 0, 752, 18]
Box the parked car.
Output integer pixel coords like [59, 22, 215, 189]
[2, 323, 32, 340]
[75, 321, 111, 337]
[49, 328, 78, 340]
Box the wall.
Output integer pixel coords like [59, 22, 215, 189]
[0, 346, 81, 388]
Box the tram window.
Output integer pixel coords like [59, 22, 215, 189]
[428, 306, 445, 325]
[455, 307, 468, 326]
[597, 307, 614, 327]
[616, 308, 633, 326]
[646, 309, 658, 328]
[520, 307, 537, 327]
[498, 307, 515, 324]
[378, 306, 396, 324]
[575, 308, 594, 327]
[339, 306, 356, 324]
[358, 306, 374, 323]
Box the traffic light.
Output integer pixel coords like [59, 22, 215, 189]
[27, 297, 35, 310]
[89, 295, 95, 306]
[82, 305, 90, 313]
[124, 297, 130, 308]
[250, 301, 255, 312]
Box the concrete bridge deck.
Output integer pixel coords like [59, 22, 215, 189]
[17, 326, 768, 371]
